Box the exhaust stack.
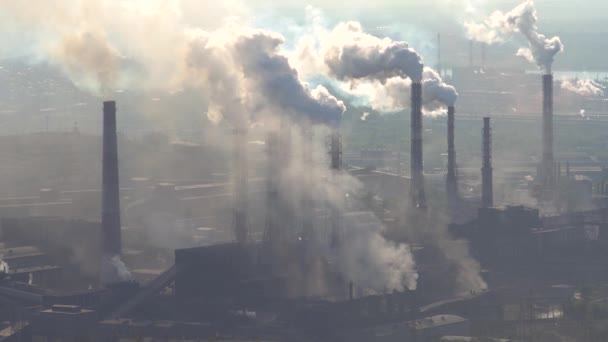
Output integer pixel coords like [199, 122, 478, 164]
[101, 101, 122, 283]
[263, 132, 280, 246]
[301, 125, 314, 243]
[410, 82, 426, 208]
[446, 106, 458, 201]
[540, 74, 555, 187]
[481, 117, 493, 208]
[328, 131, 343, 248]
[233, 128, 248, 244]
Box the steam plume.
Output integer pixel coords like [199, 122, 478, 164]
[338, 67, 457, 114]
[465, 0, 563, 73]
[561, 79, 605, 97]
[323, 22, 424, 82]
[339, 212, 418, 291]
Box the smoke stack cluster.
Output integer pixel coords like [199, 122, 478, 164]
[540, 74, 555, 187]
[481, 117, 493, 208]
[233, 128, 248, 244]
[446, 106, 458, 201]
[102, 101, 122, 281]
[410, 82, 426, 208]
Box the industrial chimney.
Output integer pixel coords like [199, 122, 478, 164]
[539, 74, 555, 187]
[101, 101, 122, 282]
[481, 117, 493, 208]
[410, 82, 426, 208]
[300, 125, 315, 243]
[263, 132, 280, 247]
[328, 130, 343, 248]
[233, 128, 248, 244]
[446, 106, 458, 201]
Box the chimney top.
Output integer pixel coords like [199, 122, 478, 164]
[103, 101, 116, 111]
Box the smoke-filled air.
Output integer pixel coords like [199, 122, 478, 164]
[0, 0, 606, 340]
[465, 0, 563, 73]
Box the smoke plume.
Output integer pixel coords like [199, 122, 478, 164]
[281, 131, 419, 293]
[184, 26, 345, 128]
[337, 67, 457, 114]
[465, 0, 563, 73]
[339, 212, 418, 292]
[322, 22, 424, 82]
[101, 255, 133, 283]
[561, 79, 605, 97]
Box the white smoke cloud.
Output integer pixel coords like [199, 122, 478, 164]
[338, 67, 457, 114]
[464, 0, 563, 73]
[561, 79, 605, 97]
[339, 212, 418, 292]
[101, 254, 133, 283]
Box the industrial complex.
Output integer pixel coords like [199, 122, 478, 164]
[0, 1, 607, 341]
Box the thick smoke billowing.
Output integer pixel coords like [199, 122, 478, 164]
[339, 212, 418, 291]
[292, 13, 456, 114]
[322, 22, 424, 82]
[0, 1, 345, 127]
[337, 68, 457, 114]
[0, 1, 485, 295]
[465, 0, 563, 73]
[185, 26, 345, 127]
[422, 67, 458, 108]
[561, 79, 605, 97]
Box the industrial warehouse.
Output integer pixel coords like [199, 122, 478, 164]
[0, 1, 607, 341]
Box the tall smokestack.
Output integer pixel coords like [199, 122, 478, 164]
[263, 132, 281, 252]
[329, 130, 343, 248]
[540, 74, 555, 187]
[410, 82, 426, 208]
[301, 125, 314, 243]
[446, 106, 458, 201]
[469, 40, 474, 68]
[233, 128, 248, 244]
[329, 131, 342, 171]
[437, 33, 442, 77]
[481, 117, 493, 208]
[102, 101, 122, 276]
[481, 43, 487, 69]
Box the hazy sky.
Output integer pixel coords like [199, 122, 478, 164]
[187, 0, 607, 35]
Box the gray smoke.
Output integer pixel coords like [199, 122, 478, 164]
[282, 130, 419, 292]
[55, 29, 122, 95]
[322, 22, 424, 82]
[465, 0, 563, 73]
[422, 67, 458, 108]
[339, 212, 418, 292]
[337, 67, 457, 114]
[184, 27, 345, 128]
[561, 78, 605, 97]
